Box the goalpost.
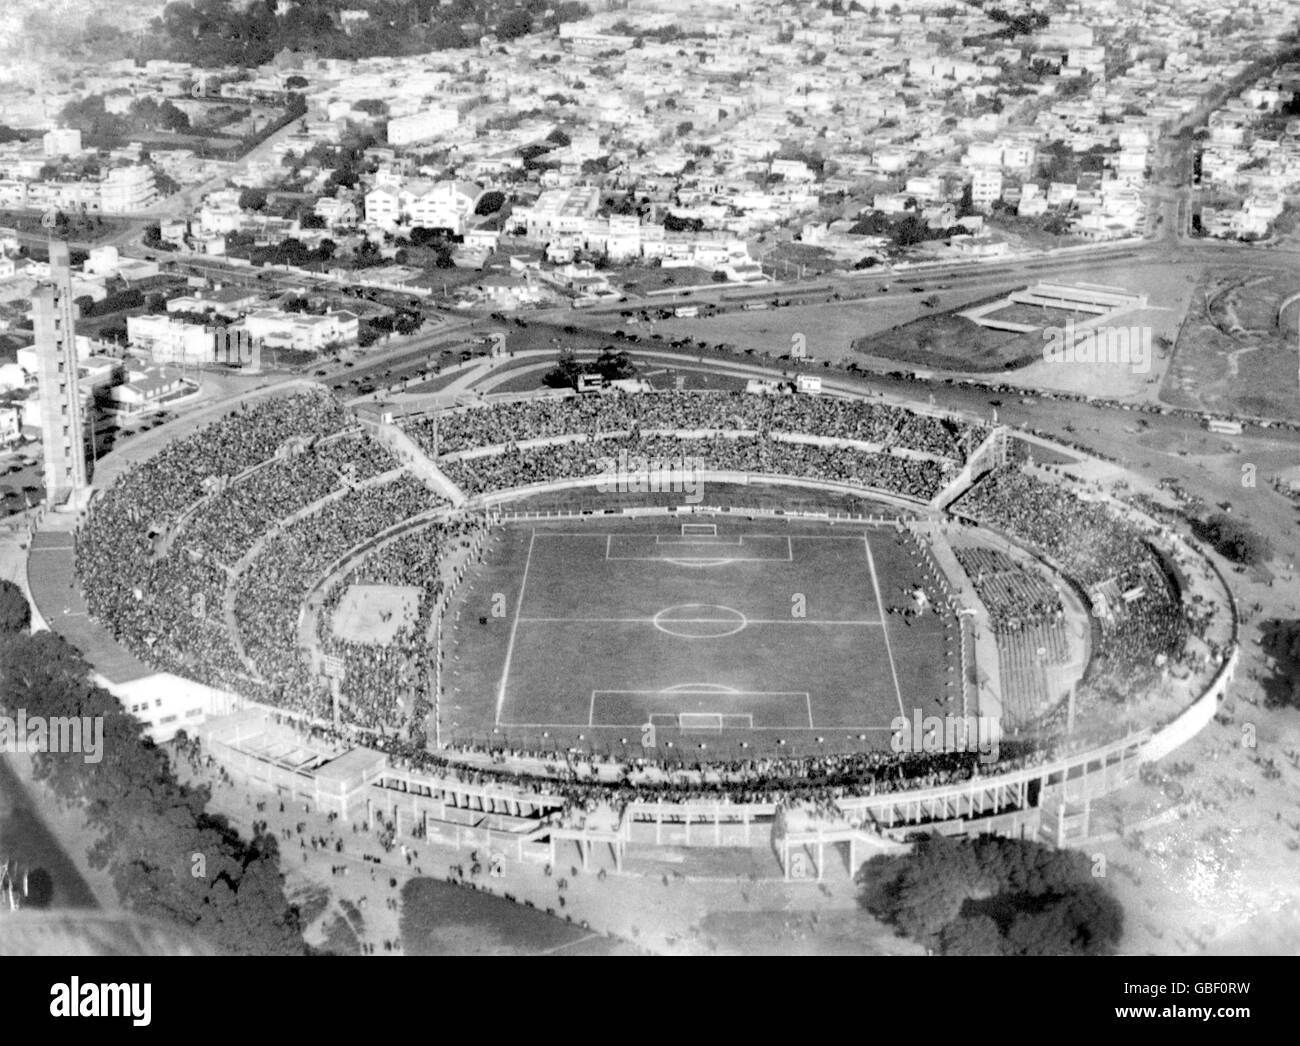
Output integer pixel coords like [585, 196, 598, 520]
[674, 712, 753, 730]
[680, 523, 718, 537]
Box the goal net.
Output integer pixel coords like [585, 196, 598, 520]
[680, 523, 718, 537]
[674, 712, 753, 730]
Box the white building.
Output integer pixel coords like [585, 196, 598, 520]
[100, 165, 156, 214]
[43, 128, 82, 157]
[83, 246, 120, 277]
[406, 180, 481, 233]
[241, 309, 359, 352]
[970, 168, 1004, 210]
[515, 186, 601, 242]
[386, 108, 460, 147]
[127, 314, 213, 366]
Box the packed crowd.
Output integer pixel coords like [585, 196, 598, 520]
[411, 391, 985, 462]
[236, 475, 446, 697]
[314, 518, 487, 733]
[443, 435, 950, 502]
[953, 546, 1065, 633]
[286, 715, 1057, 813]
[179, 435, 397, 563]
[76, 391, 361, 694]
[956, 469, 1192, 693]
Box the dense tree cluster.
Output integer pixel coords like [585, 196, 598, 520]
[59, 94, 190, 141]
[1260, 619, 1300, 710]
[0, 579, 30, 634]
[0, 627, 304, 955]
[858, 833, 1123, 955]
[1194, 513, 1272, 566]
[151, 0, 591, 66]
[849, 209, 974, 247]
[543, 347, 637, 389]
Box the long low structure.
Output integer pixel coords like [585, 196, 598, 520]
[194, 640, 1236, 879]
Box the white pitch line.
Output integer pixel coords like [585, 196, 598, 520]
[494, 528, 536, 725]
[526, 532, 880, 541]
[605, 555, 791, 563]
[862, 533, 907, 720]
[517, 617, 884, 626]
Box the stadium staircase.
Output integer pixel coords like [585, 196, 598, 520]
[370, 424, 467, 506]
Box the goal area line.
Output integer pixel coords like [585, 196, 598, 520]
[590, 688, 814, 729]
[654, 712, 753, 731]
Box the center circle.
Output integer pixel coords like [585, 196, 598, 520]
[652, 604, 748, 639]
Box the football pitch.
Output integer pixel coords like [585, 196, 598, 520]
[442, 518, 958, 756]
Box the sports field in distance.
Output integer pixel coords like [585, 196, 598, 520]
[441, 517, 959, 757]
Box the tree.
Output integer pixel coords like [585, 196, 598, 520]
[1194, 513, 1271, 566]
[593, 348, 636, 381]
[957, 183, 976, 218]
[1260, 619, 1300, 709]
[238, 187, 269, 212]
[544, 348, 585, 389]
[858, 833, 1123, 955]
[0, 628, 304, 955]
[0, 580, 31, 634]
[475, 190, 505, 216]
[496, 10, 534, 41]
[890, 214, 929, 247]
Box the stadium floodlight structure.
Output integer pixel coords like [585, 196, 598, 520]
[31, 241, 88, 507]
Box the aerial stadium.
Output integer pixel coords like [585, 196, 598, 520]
[29, 362, 1239, 877]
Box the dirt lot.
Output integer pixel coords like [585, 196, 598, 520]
[1163, 269, 1300, 422]
[330, 584, 420, 645]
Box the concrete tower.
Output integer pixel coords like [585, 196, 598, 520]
[32, 241, 87, 506]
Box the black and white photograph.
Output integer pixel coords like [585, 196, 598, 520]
[0, 0, 1295, 1010]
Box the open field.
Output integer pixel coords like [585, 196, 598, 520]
[645, 287, 1004, 364]
[1162, 268, 1300, 422]
[442, 516, 956, 757]
[399, 877, 630, 956]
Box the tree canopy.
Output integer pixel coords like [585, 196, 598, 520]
[0, 579, 31, 634]
[857, 833, 1123, 955]
[1194, 513, 1272, 566]
[0, 629, 304, 955]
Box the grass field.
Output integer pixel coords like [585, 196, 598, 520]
[858, 311, 1043, 372]
[399, 878, 630, 955]
[441, 516, 957, 757]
